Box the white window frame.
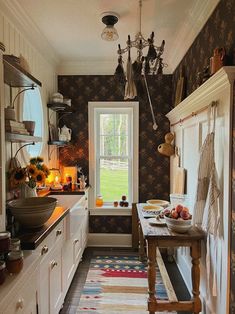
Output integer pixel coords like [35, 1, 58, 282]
[88, 102, 139, 209]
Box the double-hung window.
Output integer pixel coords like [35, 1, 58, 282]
[89, 102, 138, 208]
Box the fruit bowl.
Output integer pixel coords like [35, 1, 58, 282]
[163, 204, 192, 233]
[164, 215, 192, 233]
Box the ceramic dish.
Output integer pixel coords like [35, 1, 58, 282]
[142, 205, 163, 216]
[148, 217, 166, 226]
[146, 199, 169, 208]
[164, 215, 192, 233]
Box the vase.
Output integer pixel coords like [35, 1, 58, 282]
[20, 184, 37, 198]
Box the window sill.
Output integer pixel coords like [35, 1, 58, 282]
[89, 206, 132, 216]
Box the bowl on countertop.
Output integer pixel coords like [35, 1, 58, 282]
[142, 204, 163, 215]
[164, 215, 192, 233]
[8, 197, 57, 228]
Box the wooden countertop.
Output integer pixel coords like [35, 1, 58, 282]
[17, 206, 70, 250]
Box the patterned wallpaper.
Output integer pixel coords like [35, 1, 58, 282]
[172, 0, 235, 100]
[58, 75, 172, 203]
[58, 75, 172, 234]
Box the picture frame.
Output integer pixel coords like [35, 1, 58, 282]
[174, 76, 184, 107]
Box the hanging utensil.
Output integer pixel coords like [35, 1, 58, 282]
[124, 36, 137, 100]
[143, 74, 158, 130]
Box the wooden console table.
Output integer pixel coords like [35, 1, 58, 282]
[136, 204, 204, 314]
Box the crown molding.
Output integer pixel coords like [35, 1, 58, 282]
[0, 0, 59, 66]
[57, 59, 172, 75]
[166, 66, 235, 124]
[168, 0, 220, 73]
[57, 60, 118, 75]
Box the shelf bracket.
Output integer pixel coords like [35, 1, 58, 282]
[14, 142, 35, 159]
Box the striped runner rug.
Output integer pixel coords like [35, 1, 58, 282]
[77, 254, 175, 314]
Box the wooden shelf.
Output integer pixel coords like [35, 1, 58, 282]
[48, 140, 68, 146]
[3, 55, 42, 87]
[5, 133, 42, 143]
[47, 103, 72, 112]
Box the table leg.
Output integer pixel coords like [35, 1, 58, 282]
[190, 241, 202, 314]
[147, 239, 157, 314]
[138, 222, 145, 262]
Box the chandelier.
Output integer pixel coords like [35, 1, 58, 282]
[113, 0, 166, 130]
[115, 0, 166, 77]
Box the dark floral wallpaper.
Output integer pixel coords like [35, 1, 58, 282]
[58, 75, 172, 234]
[58, 75, 172, 203]
[172, 0, 235, 101]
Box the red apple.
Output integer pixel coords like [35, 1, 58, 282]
[180, 210, 191, 220]
[171, 210, 179, 219]
[183, 206, 189, 212]
[175, 204, 183, 213]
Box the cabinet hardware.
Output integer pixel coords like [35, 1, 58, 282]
[17, 298, 24, 309]
[56, 229, 62, 236]
[51, 260, 58, 269]
[41, 245, 49, 255]
[74, 239, 79, 244]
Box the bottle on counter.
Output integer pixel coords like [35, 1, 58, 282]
[0, 261, 6, 285]
[9, 238, 21, 252]
[0, 232, 11, 254]
[96, 195, 103, 207]
[6, 251, 23, 275]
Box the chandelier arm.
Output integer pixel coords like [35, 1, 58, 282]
[143, 74, 158, 130]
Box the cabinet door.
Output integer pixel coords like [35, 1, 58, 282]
[49, 246, 63, 314]
[62, 235, 75, 293]
[3, 271, 37, 314]
[73, 229, 82, 265]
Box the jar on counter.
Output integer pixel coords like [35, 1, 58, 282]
[10, 238, 21, 251]
[0, 261, 6, 285]
[96, 195, 103, 207]
[0, 232, 11, 254]
[6, 251, 23, 274]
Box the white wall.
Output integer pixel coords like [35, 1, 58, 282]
[0, 2, 59, 229]
[167, 67, 235, 314]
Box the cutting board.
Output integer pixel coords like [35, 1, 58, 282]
[172, 167, 185, 194]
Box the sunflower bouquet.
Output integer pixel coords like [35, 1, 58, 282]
[9, 157, 50, 189]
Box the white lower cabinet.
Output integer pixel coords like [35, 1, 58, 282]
[3, 271, 37, 314]
[62, 194, 88, 296]
[38, 193, 88, 314]
[0, 194, 88, 314]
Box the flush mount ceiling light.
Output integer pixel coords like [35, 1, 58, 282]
[101, 12, 119, 41]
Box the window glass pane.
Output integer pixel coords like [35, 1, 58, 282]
[100, 114, 114, 136]
[114, 114, 128, 135]
[23, 88, 43, 156]
[100, 157, 128, 202]
[100, 135, 117, 156]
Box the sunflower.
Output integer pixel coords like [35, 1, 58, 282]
[35, 170, 46, 183]
[11, 167, 26, 185]
[27, 164, 38, 178]
[41, 164, 50, 176]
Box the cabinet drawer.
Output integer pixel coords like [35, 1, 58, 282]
[37, 220, 64, 259]
[3, 271, 37, 314]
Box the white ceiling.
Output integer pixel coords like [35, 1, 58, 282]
[7, 0, 219, 74]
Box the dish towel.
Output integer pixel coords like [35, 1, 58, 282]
[192, 103, 222, 313]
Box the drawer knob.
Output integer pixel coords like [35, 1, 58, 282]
[51, 260, 58, 269]
[17, 298, 24, 309]
[56, 229, 62, 236]
[74, 239, 79, 244]
[41, 245, 49, 255]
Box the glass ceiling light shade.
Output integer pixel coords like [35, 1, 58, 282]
[101, 12, 119, 41]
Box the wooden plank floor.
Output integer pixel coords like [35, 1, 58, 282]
[60, 248, 191, 314]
